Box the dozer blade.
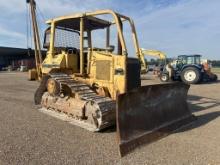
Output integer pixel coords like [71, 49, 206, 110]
[116, 82, 196, 157]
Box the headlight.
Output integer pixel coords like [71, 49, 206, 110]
[115, 68, 124, 75]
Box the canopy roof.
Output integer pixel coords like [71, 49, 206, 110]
[51, 16, 111, 31]
[178, 55, 202, 58]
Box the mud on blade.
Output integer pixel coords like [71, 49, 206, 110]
[116, 83, 196, 157]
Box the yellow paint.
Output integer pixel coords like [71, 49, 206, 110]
[41, 51, 79, 74]
[139, 49, 167, 73]
[39, 10, 142, 100]
[88, 51, 126, 99]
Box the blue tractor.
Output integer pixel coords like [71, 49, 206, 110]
[160, 54, 217, 84]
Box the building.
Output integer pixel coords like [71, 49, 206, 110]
[0, 46, 45, 70]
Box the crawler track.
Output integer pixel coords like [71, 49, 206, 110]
[35, 73, 116, 131]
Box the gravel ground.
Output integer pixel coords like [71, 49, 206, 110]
[0, 72, 219, 165]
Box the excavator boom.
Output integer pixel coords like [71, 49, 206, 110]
[139, 48, 167, 73]
[141, 49, 166, 59]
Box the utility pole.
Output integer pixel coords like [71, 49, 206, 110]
[26, 0, 42, 78]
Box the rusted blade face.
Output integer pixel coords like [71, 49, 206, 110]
[116, 82, 196, 157]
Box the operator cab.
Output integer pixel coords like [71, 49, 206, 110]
[43, 16, 114, 72]
[43, 16, 115, 53]
[177, 55, 201, 65]
[41, 13, 133, 74]
[175, 54, 202, 70]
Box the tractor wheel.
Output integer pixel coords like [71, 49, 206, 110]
[160, 73, 169, 82]
[181, 67, 201, 84]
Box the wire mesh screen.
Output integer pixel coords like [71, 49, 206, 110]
[54, 28, 80, 49]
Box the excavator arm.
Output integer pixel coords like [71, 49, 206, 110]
[140, 49, 166, 59]
[139, 48, 166, 73]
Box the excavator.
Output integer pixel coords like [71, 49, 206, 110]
[139, 48, 166, 74]
[27, 0, 195, 157]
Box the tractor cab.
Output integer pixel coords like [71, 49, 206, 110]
[176, 55, 202, 70]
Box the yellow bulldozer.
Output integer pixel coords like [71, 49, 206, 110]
[27, 0, 195, 156]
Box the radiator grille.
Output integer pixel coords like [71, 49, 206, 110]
[96, 60, 111, 80]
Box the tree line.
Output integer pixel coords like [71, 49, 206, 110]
[210, 60, 220, 67]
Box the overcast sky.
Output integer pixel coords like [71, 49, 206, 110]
[0, 0, 220, 59]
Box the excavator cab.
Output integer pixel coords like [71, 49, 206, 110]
[27, 0, 195, 157]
